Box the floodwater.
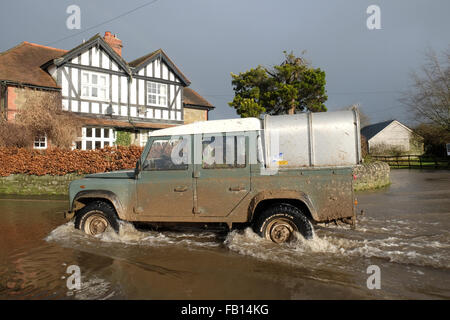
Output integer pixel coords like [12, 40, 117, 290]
[0, 170, 449, 300]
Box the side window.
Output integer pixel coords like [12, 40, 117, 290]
[144, 137, 189, 171]
[257, 133, 265, 165]
[202, 133, 246, 169]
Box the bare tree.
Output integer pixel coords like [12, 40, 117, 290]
[0, 119, 33, 148]
[15, 90, 81, 148]
[401, 48, 450, 131]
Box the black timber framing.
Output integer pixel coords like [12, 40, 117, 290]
[133, 74, 180, 86]
[52, 35, 131, 77]
[64, 63, 127, 78]
[42, 33, 204, 126]
[131, 50, 190, 86]
[71, 112, 183, 125]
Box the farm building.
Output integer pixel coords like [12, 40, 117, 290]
[361, 120, 424, 155]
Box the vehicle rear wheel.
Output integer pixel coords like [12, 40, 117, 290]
[253, 203, 313, 243]
[74, 201, 119, 236]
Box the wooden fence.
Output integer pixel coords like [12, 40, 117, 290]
[371, 155, 450, 169]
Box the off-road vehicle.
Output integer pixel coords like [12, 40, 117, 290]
[65, 110, 361, 243]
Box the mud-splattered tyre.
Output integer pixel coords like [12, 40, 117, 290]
[253, 203, 313, 243]
[74, 201, 119, 236]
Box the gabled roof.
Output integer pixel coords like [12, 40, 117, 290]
[50, 34, 131, 76]
[129, 49, 190, 86]
[183, 87, 214, 109]
[361, 119, 417, 141]
[0, 42, 67, 88]
[361, 120, 394, 140]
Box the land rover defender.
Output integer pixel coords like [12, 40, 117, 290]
[65, 110, 361, 243]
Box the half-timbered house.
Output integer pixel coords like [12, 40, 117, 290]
[0, 32, 214, 149]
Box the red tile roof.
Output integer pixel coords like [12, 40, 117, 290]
[0, 42, 66, 88]
[183, 87, 214, 109]
[128, 49, 160, 68]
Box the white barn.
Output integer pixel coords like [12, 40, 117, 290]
[361, 120, 423, 155]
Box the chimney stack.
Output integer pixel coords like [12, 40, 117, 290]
[103, 31, 123, 56]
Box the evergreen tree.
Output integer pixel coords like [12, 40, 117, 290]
[229, 51, 328, 117]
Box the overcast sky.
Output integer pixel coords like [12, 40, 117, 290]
[1, 0, 449, 126]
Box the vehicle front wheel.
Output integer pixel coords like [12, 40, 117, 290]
[74, 201, 119, 236]
[253, 203, 314, 243]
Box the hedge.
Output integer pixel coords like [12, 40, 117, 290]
[0, 146, 143, 176]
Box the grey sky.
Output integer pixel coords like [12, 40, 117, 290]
[1, 0, 449, 126]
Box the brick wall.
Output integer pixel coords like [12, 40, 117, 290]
[6, 86, 17, 120]
[6, 86, 61, 121]
[183, 107, 207, 124]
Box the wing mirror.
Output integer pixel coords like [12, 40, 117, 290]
[142, 159, 150, 170]
[134, 159, 141, 178]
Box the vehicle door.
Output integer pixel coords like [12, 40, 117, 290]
[194, 132, 250, 217]
[135, 135, 194, 218]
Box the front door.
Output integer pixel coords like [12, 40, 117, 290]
[136, 136, 193, 218]
[195, 132, 250, 217]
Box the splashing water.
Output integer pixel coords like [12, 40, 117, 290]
[46, 221, 222, 250]
[46, 217, 449, 271]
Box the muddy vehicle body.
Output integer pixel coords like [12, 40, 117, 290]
[66, 110, 361, 243]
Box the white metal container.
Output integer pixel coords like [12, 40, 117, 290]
[263, 110, 361, 168]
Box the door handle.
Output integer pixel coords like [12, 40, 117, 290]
[229, 186, 246, 192]
[174, 186, 188, 192]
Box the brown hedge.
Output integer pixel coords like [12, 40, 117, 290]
[0, 146, 143, 176]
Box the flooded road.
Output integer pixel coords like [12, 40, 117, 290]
[0, 170, 449, 299]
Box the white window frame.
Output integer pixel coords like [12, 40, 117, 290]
[146, 81, 168, 107]
[33, 135, 47, 149]
[78, 127, 115, 150]
[81, 71, 109, 101]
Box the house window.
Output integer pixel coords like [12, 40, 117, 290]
[75, 127, 115, 150]
[147, 81, 167, 107]
[34, 135, 47, 149]
[81, 71, 108, 101]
